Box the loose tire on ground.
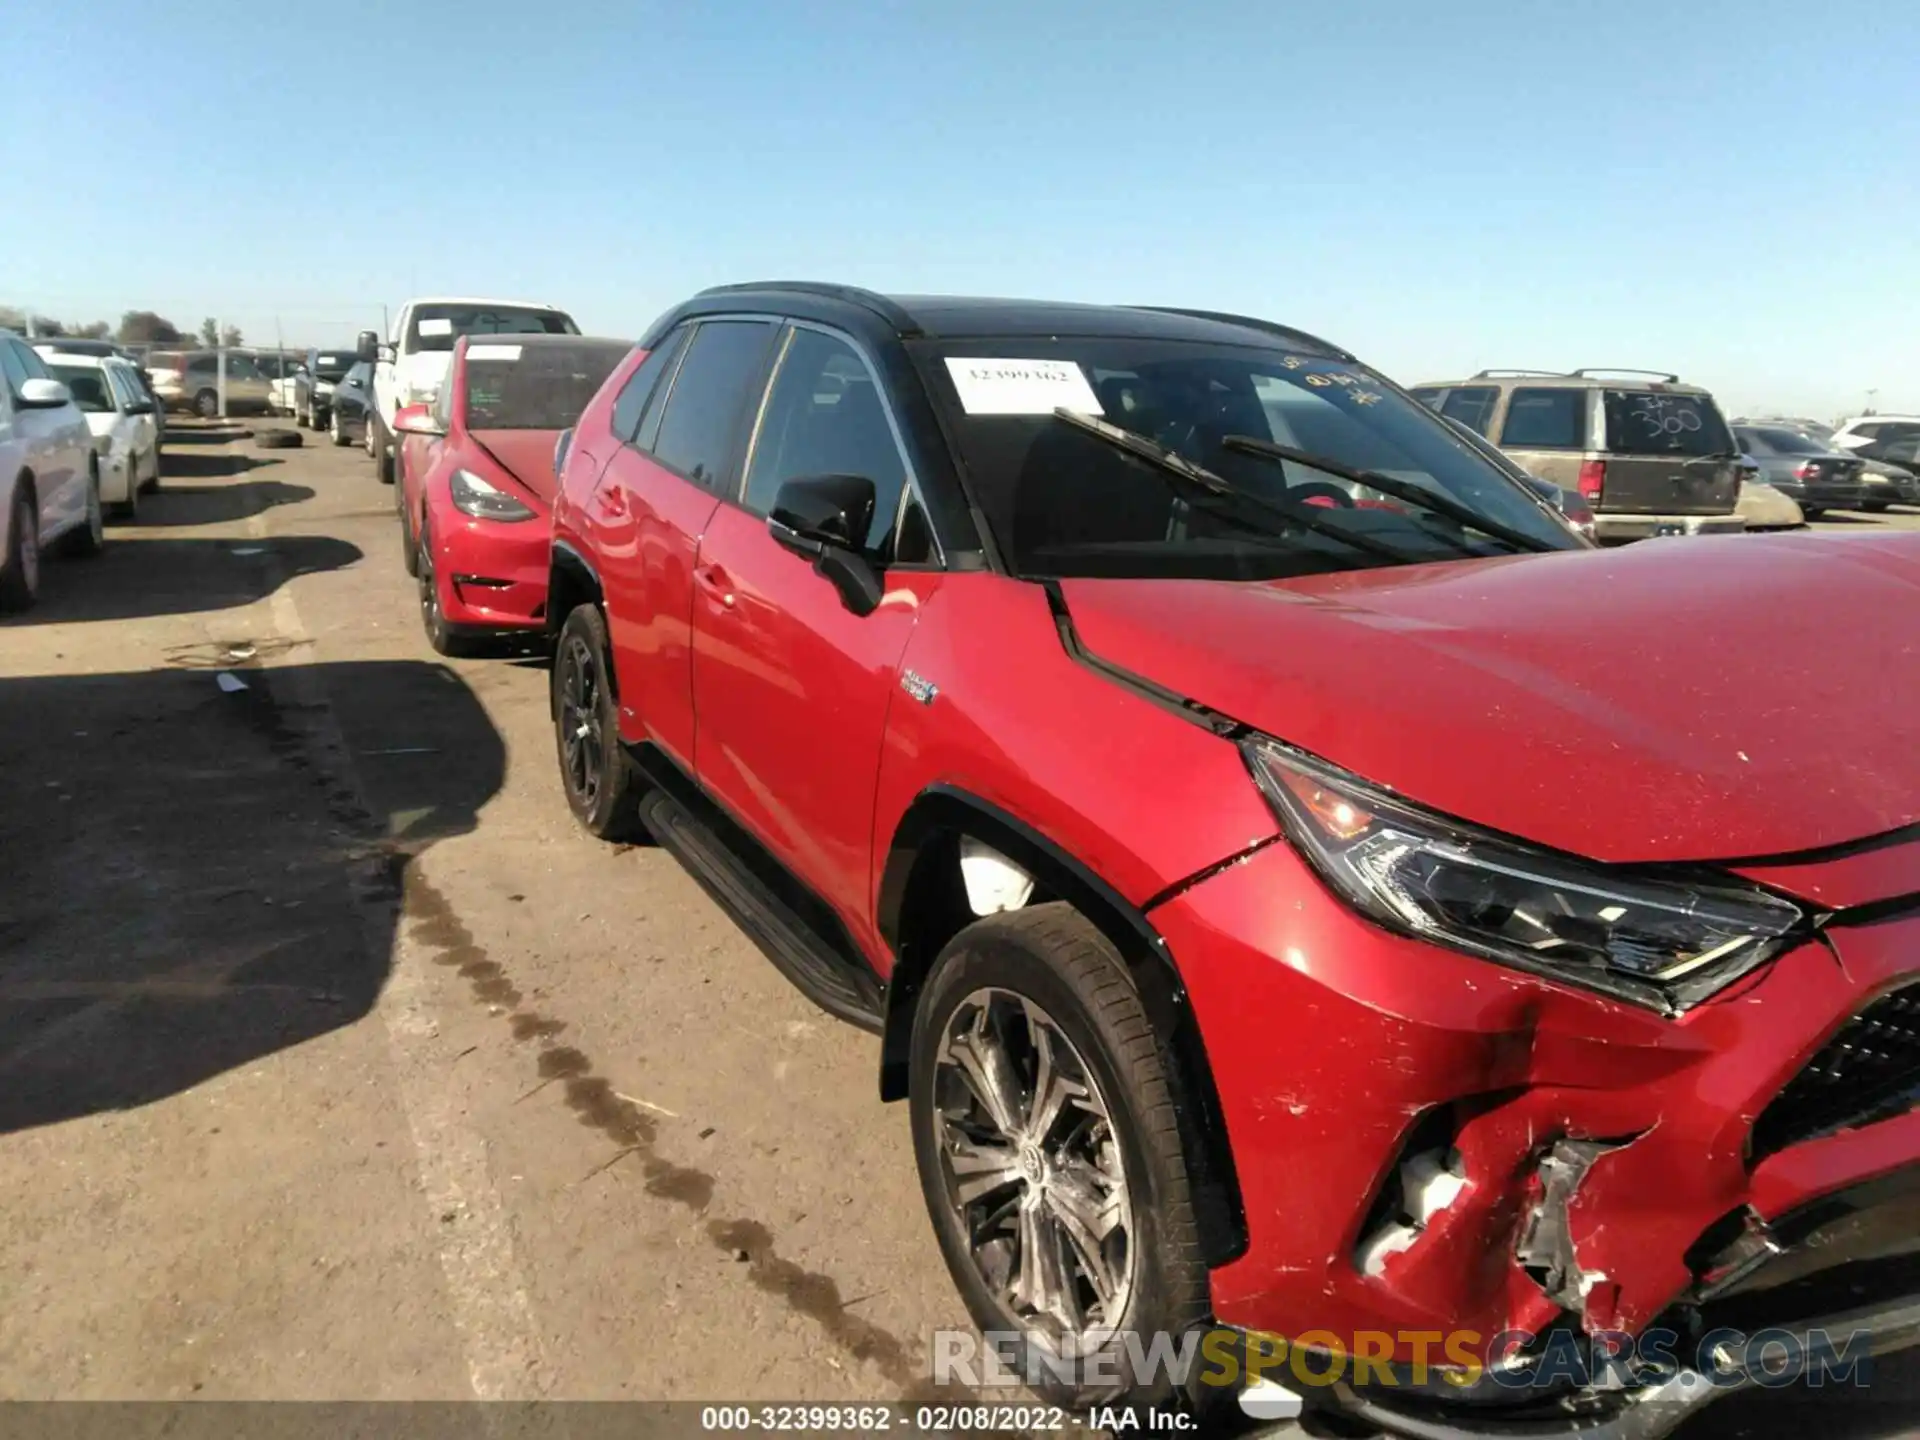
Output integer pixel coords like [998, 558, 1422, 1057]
[908, 904, 1212, 1413]
[255, 429, 303, 450]
[551, 604, 644, 840]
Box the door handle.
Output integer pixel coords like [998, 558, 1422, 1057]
[693, 564, 735, 609]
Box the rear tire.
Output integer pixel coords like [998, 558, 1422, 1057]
[0, 486, 39, 613]
[908, 905, 1211, 1412]
[551, 603, 643, 840]
[194, 388, 219, 420]
[1863, 501, 1890, 513]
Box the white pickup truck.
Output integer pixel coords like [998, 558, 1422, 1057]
[356, 297, 580, 483]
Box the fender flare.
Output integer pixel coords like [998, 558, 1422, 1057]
[876, 784, 1249, 1267]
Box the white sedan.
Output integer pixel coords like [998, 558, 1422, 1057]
[36, 349, 160, 520]
[2, 331, 103, 611]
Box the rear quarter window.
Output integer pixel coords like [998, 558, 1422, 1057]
[1438, 386, 1499, 438]
[1500, 388, 1588, 449]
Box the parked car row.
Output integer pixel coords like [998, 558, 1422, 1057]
[1411, 372, 1919, 541]
[339, 282, 1920, 1436]
[0, 330, 115, 609]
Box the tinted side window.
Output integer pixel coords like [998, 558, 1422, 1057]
[1500, 388, 1587, 449]
[646, 321, 778, 489]
[1438, 386, 1499, 437]
[742, 328, 910, 553]
[1408, 387, 1442, 408]
[611, 327, 688, 442]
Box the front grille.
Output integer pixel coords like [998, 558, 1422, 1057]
[1751, 984, 1920, 1161]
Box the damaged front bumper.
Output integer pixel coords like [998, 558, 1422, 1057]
[1150, 832, 1920, 1434]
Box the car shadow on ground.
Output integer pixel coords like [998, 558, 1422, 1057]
[9, 535, 361, 626]
[145, 479, 315, 523]
[0, 659, 504, 1136]
[159, 450, 283, 480]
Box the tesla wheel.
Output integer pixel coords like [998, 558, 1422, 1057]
[415, 511, 479, 657]
[551, 604, 643, 840]
[0, 487, 39, 612]
[908, 905, 1209, 1411]
[194, 389, 219, 420]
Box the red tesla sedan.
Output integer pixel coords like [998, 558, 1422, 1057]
[544, 284, 1920, 1434]
[393, 333, 631, 654]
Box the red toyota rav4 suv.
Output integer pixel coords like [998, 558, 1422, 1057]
[546, 284, 1920, 1434]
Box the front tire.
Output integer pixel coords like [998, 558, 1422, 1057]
[372, 412, 395, 484]
[416, 510, 479, 657]
[1803, 506, 1825, 521]
[551, 604, 643, 840]
[0, 486, 40, 612]
[331, 407, 349, 447]
[65, 466, 107, 556]
[110, 460, 138, 522]
[194, 388, 219, 420]
[908, 905, 1210, 1411]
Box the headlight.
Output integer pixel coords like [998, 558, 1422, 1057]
[1245, 739, 1805, 1014]
[449, 468, 535, 522]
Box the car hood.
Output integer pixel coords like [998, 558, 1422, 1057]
[1059, 533, 1920, 863]
[469, 430, 559, 504]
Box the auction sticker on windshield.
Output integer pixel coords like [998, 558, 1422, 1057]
[466, 344, 523, 362]
[418, 318, 454, 336]
[945, 358, 1102, 416]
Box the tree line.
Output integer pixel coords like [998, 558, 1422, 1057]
[1, 307, 244, 349]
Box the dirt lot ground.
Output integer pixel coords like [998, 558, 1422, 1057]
[1, 422, 1914, 1438]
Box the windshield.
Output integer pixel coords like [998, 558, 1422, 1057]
[50, 365, 115, 413]
[461, 340, 630, 430]
[410, 305, 578, 353]
[311, 353, 353, 381]
[914, 339, 1578, 580]
[1601, 389, 1735, 458]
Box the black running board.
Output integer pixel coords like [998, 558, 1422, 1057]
[635, 786, 884, 1032]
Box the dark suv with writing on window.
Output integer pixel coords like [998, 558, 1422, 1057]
[1410, 369, 1746, 543]
[542, 284, 1920, 1431]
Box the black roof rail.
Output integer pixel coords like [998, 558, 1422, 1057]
[1126, 306, 1356, 362]
[695, 281, 922, 336]
[1570, 367, 1681, 383]
[1470, 368, 1568, 379]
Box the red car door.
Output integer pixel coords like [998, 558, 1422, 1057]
[689, 326, 931, 942]
[592, 319, 781, 767]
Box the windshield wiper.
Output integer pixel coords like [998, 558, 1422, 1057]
[1218, 434, 1561, 555]
[1048, 410, 1423, 568]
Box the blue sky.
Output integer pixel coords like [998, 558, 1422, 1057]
[5, 0, 1917, 418]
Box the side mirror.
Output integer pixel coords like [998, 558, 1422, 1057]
[394, 403, 442, 436]
[17, 378, 72, 409]
[355, 329, 380, 363]
[767, 474, 882, 616]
